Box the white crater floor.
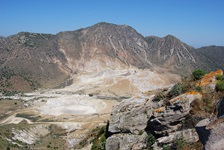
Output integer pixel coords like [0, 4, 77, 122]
[38, 95, 106, 116]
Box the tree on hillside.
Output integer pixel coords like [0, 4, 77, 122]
[192, 69, 206, 80]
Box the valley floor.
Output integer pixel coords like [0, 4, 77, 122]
[0, 68, 176, 149]
[0, 87, 118, 149]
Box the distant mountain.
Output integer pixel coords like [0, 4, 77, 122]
[146, 35, 219, 75]
[0, 36, 4, 39]
[0, 22, 222, 91]
[197, 46, 224, 70]
[57, 22, 153, 70]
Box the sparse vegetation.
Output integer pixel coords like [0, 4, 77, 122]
[91, 126, 106, 150]
[216, 81, 224, 92]
[173, 137, 187, 150]
[2, 90, 20, 96]
[15, 113, 40, 122]
[192, 69, 206, 80]
[216, 75, 224, 81]
[168, 83, 183, 98]
[195, 86, 202, 92]
[163, 145, 172, 150]
[0, 65, 40, 93]
[215, 74, 224, 92]
[146, 132, 156, 150]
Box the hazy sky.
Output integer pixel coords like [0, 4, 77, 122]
[1, 0, 224, 47]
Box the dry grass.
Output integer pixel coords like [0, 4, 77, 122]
[182, 141, 203, 150]
[0, 99, 24, 121]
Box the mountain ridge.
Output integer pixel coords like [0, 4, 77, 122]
[0, 22, 223, 92]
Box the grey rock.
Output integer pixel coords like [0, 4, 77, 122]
[107, 90, 202, 150]
[108, 97, 154, 134]
[105, 136, 120, 150]
[196, 120, 224, 150]
[106, 132, 148, 150]
[149, 92, 202, 136]
[196, 97, 224, 150]
[157, 129, 198, 144]
[216, 97, 224, 118]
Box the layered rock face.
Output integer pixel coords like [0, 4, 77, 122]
[150, 91, 202, 136]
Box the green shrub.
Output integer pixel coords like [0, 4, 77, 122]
[2, 90, 20, 96]
[216, 75, 224, 81]
[203, 98, 210, 104]
[163, 145, 171, 150]
[173, 137, 187, 150]
[195, 86, 202, 92]
[91, 135, 106, 150]
[91, 139, 99, 150]
[99, 136, 106, 150]
[168, 83, 183, 98]
[216, 81, 224, 92]
[153, 94, 163, 102]
[192, 69, 206, 80]
[91, 126, 106, 150]
[146, 133, 156, 150]
[97, 127, 105, 137]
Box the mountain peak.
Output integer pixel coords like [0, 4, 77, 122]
[147, 34, 200, 75]
[90, 22, 135, 31]
[164, 34, 180, 41]
[93, 22, 116, 26]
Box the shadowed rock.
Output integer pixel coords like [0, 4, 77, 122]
[196, 97, 224, 150]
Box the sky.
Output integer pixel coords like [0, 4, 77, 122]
[0, 0, 224, 47]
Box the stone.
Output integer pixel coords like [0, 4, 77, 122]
[157, 129, 198, 144]
[108, 97, 154, 134]
[149, 92, 202, 136]
[106, 133, 148, 150]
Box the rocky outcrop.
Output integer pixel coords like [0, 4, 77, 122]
[196, 97, 224, 150]
[106, 90, 202, 149]
[150, 91, 202, 136]
[108, 96, 156, 134]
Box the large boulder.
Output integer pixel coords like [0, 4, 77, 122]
[108, 95, 158, 134]
[149, 91, 202, 136]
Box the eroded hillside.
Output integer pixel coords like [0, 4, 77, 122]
[0, 22, 221, 94]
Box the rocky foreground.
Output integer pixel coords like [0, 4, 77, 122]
[105, 70, 224, 150]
